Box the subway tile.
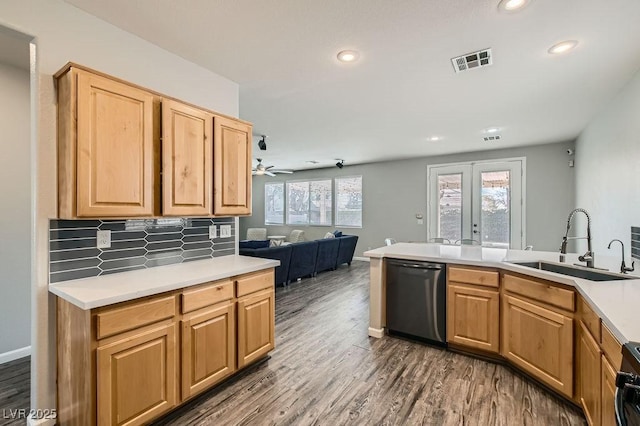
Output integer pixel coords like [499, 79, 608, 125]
[99, 248, 147, 261]
[145, 249, 183, 260]
[183, 227, 209, 235]
[100, 257, 147, 271]
[183, 248, 213, 259]
[631, 226, 640, 234]
[182, 234, 210, 243]
[110, 231, 146, 241]
[50, 267, 101, 283]
[145, 232, 183, 243]
[144, 256, 182, 268]
[98, 221, 126, 231]
[146, 240, 183, 252]
[146, 226, 183, 234]
[50, 238, 97, 251]
[50, 257, 101, 273]
[50, 228, 98, 240]
[50, 248, 101, 262]
[182, 241, 213, 251]
[100, 265, 146, 276]
[50, 219, 100, 229]
[188, 219, 213, 227]
[109, 239, 147, 250]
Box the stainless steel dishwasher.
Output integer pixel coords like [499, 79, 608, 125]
[385, 259, 446, 346]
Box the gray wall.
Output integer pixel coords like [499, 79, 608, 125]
[241, 141, 576, 257]
[0, 60, 30, 358]
[575, 66, 640, 259]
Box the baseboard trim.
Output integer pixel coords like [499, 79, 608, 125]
[0, 346, 30, 364]
[27, 415, 57, 426]
[368, 327, 384, 338]
[353, 256, 370, 262]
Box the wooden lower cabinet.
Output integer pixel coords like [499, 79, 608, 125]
[181, 301, 235, 399]
[579, 321, 602, 426]
[601, 354, 617, 426]
[237, 288, 275, 368]
[502, 294, 574, 398]
[96, 323, 177, 426]
[447, 284, 500, 353]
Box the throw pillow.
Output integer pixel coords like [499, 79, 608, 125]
[324, 232, 335, 239]
[239, 239, 270, 249]
[333, 230, 343, 237]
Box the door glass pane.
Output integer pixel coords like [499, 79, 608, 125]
[438, 174, 462, 241]
[480, 171, 510, 248]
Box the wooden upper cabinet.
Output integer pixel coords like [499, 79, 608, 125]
[213, 115, 252, 216]
[162, 100, 213, 216]
[57, 67, 158, 218]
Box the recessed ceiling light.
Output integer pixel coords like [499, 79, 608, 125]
[548, 40, 579, 55]
[484, 127, 501, 134]
[337, 50, 360, 63]
[498, 0, 531, 12]
[427, 136, 442, 142]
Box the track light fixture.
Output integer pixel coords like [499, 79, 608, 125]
[258, 135, 267, 151]
[336, 159, 344, 169]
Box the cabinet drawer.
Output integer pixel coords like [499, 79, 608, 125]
[578, 297, 601, 342]
[182, 279, 233, 313]
[96, 295, 176, 339]
[503, 273, 575, 312]
[449, 266, 499, 288]
[601, 322, 623, 369]
[236, 270, 274, 298]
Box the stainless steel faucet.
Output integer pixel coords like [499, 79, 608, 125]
[607, 239, 635, 274]
[559, 208, 594, 268]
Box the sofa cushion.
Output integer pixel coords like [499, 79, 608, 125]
[239, 245, 292, 286]
[287, 241, 319, 282]
[315, 238, 340, 274]
[336, 235, 358, 267]
[239, 239, 270, 249]
[323, 232, 335, 239]
[333, 230, 343, 237]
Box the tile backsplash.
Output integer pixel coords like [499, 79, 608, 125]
[50, 218, 235, 283]
[632, 226, 640, 260]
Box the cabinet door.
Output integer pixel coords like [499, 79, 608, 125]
[601, 354, 617, 426]
[579, 321, 602, 426]
[76, 71, 156, 217]
[502, 294, 574, 397]
[181, 302, 235, 399]
[237, 288, 275, 368]
[97, 323, 177, 426]
[447, 284, 499, 353]
[162, 99, 213, 216]
[213, 116, 252, 216]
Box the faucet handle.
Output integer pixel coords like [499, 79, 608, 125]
[622, 260, 635, 274]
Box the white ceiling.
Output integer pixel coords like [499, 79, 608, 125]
[64, 0, 640, 171]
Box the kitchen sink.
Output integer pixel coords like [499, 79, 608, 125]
[511, 261, 633, 281]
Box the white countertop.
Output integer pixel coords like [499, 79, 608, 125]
[49, 255, 280, 310]
[364, 243, 640, 344]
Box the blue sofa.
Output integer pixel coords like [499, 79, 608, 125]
[239, 234, 359, 286]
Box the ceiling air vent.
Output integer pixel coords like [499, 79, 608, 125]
[483, 135, 502, 142]
[451, 48, 492, 73]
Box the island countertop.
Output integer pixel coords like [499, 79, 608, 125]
[49, 255, 280, 310]
[364, 243, 640, 344]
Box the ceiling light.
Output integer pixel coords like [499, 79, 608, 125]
[484, 127, 500, 133]
[335, 159, 344, 169]
[498, 0, 531, 12]
[427, 136, 441, 142]
[548, 40, 578, 55]
[258, 135, 267, 150]
[337, 50, 360, 63]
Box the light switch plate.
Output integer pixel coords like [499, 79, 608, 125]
[220, 225, 232, 238]
[209, 225, 217, 239]
[96, 230, 111, 249]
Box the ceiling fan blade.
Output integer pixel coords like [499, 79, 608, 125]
[271, 169, 294, 174]
[265, 171, 276, 177]
[264, 165, 275, 170]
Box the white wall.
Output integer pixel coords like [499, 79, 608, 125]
[575, 67, 640, 260]
[0, 1, 239, 423]
[0, 61, 31, 361]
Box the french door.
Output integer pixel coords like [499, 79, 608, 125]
[427, 159, 525, 249]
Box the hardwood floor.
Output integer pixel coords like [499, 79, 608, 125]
[0, 357, 30, 426]
[0, 262, 586, 425]
[154, 261, 586, 426]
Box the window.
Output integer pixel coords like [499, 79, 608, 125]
[286, 179, 332, 226]
[265, 182, 284, 224]
[335, 176, 362, 227]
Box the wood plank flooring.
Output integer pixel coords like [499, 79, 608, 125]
[154, 261, 587, 426]
[0, 356, 30, 426]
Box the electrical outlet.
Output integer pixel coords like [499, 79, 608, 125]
[209, 225, 217, 239]
[220, 225, 232, 238]
[96, 230, 111, 249]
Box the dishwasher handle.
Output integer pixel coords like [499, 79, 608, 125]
[387, 260, 443, 270]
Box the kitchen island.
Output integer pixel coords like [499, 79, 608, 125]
[364, 243, 640, 425]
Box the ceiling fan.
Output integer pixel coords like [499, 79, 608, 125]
[252, 158, 293, 177]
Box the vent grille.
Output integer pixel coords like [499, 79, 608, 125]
[483, 135, 502, 142]
[452, 48, 492, 73]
